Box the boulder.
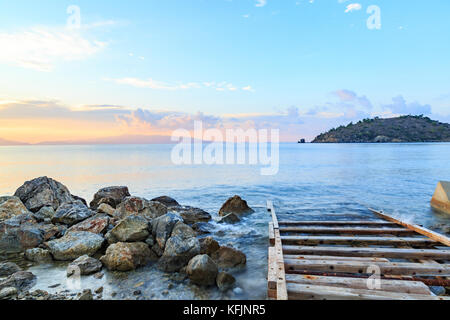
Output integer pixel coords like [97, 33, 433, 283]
[32, 206, 55, 222]
[192, 222, 214, 235]
[71, 195, 87, 207]
[0, 196, 30, 221]
[216, 272, 236, 291]
[211, 246, 246, 269]
[218, 196, 254, 217]
[158, 224, 200, 272]
[106, 215, 149, 243]
[431, 181, 450, 214]
[100, 242, 156, 271]
[170, 206, 212, 224]
[151, 196, 180, 208]
[0, 271, 36, 292]
[186, 254, 218, 286]
[45, 231, 105, 261]
[90, 186, 130, 210]
[67, 255, 102, 276]
[67, 214, 109, 234]
[52, 200, 94, 226]
[199, 237, 220, 256]
[0, 214, 43, 252]
[115, 197, 167, 220]
[25, 248, 53, 263]
[97, 203, 115, 216]
[219, 213, 241, 224]
[0, 262, 21, 277]
[14, 177, 74, 212]
[152, 213, 182, 250]
[77, 289, 93, 300]
[0, 287, 18, 300]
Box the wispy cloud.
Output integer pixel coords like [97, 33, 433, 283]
[255, 0, 267, 8]
[345, 3, 362, 13]
[0, 27, 106, 72]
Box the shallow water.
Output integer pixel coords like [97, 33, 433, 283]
[1, 143, 449, 299]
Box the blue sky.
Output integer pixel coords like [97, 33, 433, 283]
[0, 0, 449, 143]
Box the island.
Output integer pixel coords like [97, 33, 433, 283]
[311, 115, 450, 143]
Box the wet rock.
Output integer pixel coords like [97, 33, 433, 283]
[78, 289, 93, 300]
[67, 213, 109, 234]
[152, 213, 182, 250]
[32, 206, 55, 222]
[0, 287, 18, 300]
[93, 272, 104, 279]
[100, 242, 157, 271]
[170, 206, 212, 225]
[151, 196, 180, 208]
[90, 186, 131, 210]
[0, 262, 21, 277]
[25, 248, 52, 263]
[218, 196, 254, 217]
[14, 177, 74, 212]
[216, 272, 236, 291]
[199, 237, 220, 256]
[45, 231, 105, 261]
[145, 236, 155, 247]
[219, 213, 241, 224]
[115, 197, 167, 220]
[39, 223, 66, 241]
[192, 222, 214, 235]
[171, 221, 197, 238]
[67, 255, 102, 276]
[52, 200, 94, 226]
[71, 195, 87, 207]
[0, 214, 43, 252]
[211, 246, 246, 269]
[430, 286, 446, 296]
[98, 203, 115, 216]
[95, 286, 103, 294]
[158, 225, 200, 273]
[106, 215, 149, 243]
[0, 271, 36, 292]
[186, 254, 218, 286]
[0, 196, 30, 221]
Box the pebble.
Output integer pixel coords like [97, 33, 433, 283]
[233, 287, 243, 295]
[95, 287, 104, 294]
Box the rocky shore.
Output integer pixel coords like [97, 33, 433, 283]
[0, 177, 253, 300]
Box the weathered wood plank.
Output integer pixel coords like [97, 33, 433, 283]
[284, 258, 450, 276]
[274, 228, 288, 300]
[279, 220, 397, 226]
[267, 246, 277, 300]
[266, 200, 279, 229]
[283, 245, 450, 260]
[281, 235, 436, 246]
[280, 226, 415, 235]
[269, 223, 275, 247]
[369, 208, 450, 246]
[287, 283, 449, 300]
[285, 274, 432, 295]
[284, 254, 390, 263]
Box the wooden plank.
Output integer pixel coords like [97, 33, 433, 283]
[279, 220, 397, 226]
[286, 283, 449, 300]
[281, 235, 436, 246]
[266, 200, 279, 229]
[282, 245, 450, 260]
[274, 228, 288, 300]
[267, 246, 277, 299]
[284, 259, 450, 276]
[369, 208, 450, 246]
[269, 223, 275, 246]
[284, 254, 390, 263]
[280, 226, 415, 235]
[285, 274, 432, 295]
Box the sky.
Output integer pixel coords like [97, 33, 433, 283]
[0, 0, 449, 144]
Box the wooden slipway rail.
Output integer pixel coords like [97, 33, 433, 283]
[267, 201, 450, 300]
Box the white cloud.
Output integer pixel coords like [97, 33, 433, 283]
[345, 3, 362, 13]
[0, 27, 106, 72]
[255, 0, 267, 7]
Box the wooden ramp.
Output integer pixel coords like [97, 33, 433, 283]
[267, 201, 450, 300]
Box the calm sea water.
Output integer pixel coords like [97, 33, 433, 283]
[1, 143, 449, 299]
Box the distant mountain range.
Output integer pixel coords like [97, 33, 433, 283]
[0, 138, 29, 146]
[312, 115, 450, 143]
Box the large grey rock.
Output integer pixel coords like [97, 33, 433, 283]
[218, 195, 254, 217]
[106, 215, 149, 243]
[90, 186, 130, 210]
[0, 271, 36, 292]
[67, 255, 102, 276]
[211, 246, 246, 269]
[170, 206, 212, 225]
[0, 214, 43, 252]
[151, 196, 180, 208]
[186, 254, 218, 286]
[216, 272, 236, 291]
[67, 214, 109, 234]
[100, 242, 156, 271]
[158, 223, 200, 272]
[52, 200, 94, 226]
[0, 262, 21, 277]
[97, 203, 115, 216]
[0, 196, 30, 221]
[45, 231, 105, 261]
[152, 213, 182, 250]
[0, 287, 18, 300]
[219, 213, 241, 224]
[199, 237, 220, 256]
[32, 206, 55, 222]
[25, 248, 52, 263]
[14, 177, 74, 212]
[115, 197, 167, 220]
